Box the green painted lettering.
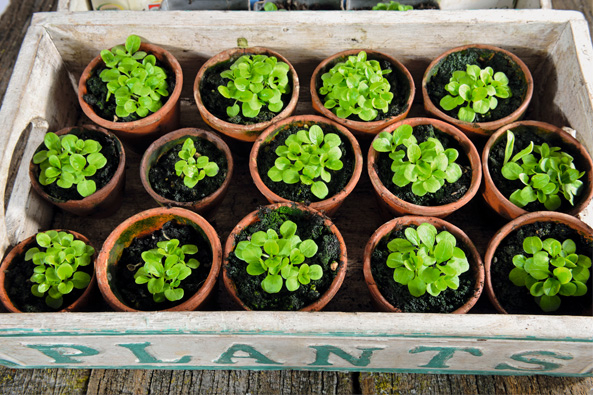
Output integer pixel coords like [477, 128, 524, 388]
[27, 344, 100, 364]
[409, 346, 482, 368]
[118, 342, 191, 364]
[214, 344, 282, 365]
[308, 345, 383, 367]
[495, 351, 572, 371]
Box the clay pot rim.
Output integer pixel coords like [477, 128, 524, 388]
[0, 230, 97, 313]
[96, 207, 222, 312]
[482, 120, 593, 219]
[421, 44, 534, 136]
[367, 117, 482, 217]
[222, 202, 348, 311]
[28, 125, 126, 206]
[140, 127, 234, 210]
[78, 42, 183, 132]
[193, 47, 300, 142]
[363, 215, 484, 314]
[249, 114, 363, 215]
[483, 211, 593, 315]
[310, 49, 415, 135]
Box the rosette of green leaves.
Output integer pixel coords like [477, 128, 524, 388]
[32, 132, 107, 198]
[319, 51, 394, 121]
[263, 2, 278, 10]
[372, 124, 463, 196]
[509, 236, 591, 312]
[234, 220, 322, 294]
[99, 34, 169, 119]
[501, 130, 584, 210]
[174, 138, 220, 189]
[267, 125, 344, 199]
[25, 231, 94, 309]
[372, 1, 413, 10]
[217, 54, 290, 119]
[439, 64, 512, 123]
[386, 223, 470, 297]
[134, 239, 200, 303]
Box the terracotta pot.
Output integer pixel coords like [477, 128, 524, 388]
[367, 117, 482, 218]
[422, 44, 534, 141]
[223, 203, 347, 311]
[194, 47, 300, 142]
[29, 125, 126, 217]
[363, 216, 484, 313]
[482, 120, 593, 220]
[249, 115, 363, 216]
[140, 128, 234, 217]
[484, 211, 593, 315]
[96, 207, 221, 312]
[78, 41, 183, 151]
[310, 49, 415, 136]
[0, 230, 97, 313]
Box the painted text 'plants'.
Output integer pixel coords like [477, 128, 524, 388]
[372, 1, 413, 10]
[174, 138, 220, 189]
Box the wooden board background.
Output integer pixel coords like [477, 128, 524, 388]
[0, 0, 592, 393]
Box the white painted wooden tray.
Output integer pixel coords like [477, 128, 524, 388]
[0, 10, 591, 375]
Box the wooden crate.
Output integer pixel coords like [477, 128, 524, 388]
[0, 10, 591, 375]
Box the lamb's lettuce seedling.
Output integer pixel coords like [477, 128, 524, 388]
[174, 138, 220, 189]
[509, 236, 591, 312]
[500, 130, 584, 210]
[372, 1, 413, 10]
[263, 2, 278, 10]
[440, 64, 511, 123]
[372, 124, 463, 196]
[234, 220, 322, 294]
[386, 223, 470, 297]
[267, 125, 344, 199]
[319, 51, 394, 121]
[25, 231, 94, 309]
[33, 132, 108, 198]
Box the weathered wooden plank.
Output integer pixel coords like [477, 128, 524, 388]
[0, 367, 90, 394]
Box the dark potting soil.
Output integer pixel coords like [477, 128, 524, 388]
[264, 0, 341, 10]
[316, 54, 411, 122]
[226, 205, 341, 310]
[148, 137, 228, 202]
[491, 222, 593, 315]
[374, 124, 472, 206]
[199, 54, 293, 125]
[354, 1, 439, 10]
[4, 236, 94, 312]
[83, 60, 176, 123]
[32, 128, 120, 202]
[425, 47, 527, 123]
[370, 225, 477, 313]
[488, 125, 590, 212]
[113, 220, 213, 311]
[256, 124, 355, 203]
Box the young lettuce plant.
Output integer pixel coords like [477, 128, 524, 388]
[25, 231, 94, 309]
[134, 239, 200, 303]
[319, 51, 394, 121]
[174, 138, 220, 189]
[500, 130, 584, 210]
[372, 1, 413, 10]
[439, 64, 512, 123]
[217, 54, 291, 119]
[267, 125, 344, 199]
[372, 124, 463, 196]
[234, 220, 322, 294]
[263, 2, 279, 10]
[509, 236, 591, 312]
[32, 132, 107, 198]
[99, 34, 169, 119]
[386, 223, 470, 297]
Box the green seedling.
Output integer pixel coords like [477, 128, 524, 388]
[501, 130, 584, 210]
[25, 231, 94, 309]
[440, 64, 512, 123]
[372, 124, 463, 196]
[319, 51, 394, 121]
[99, 34, 169, 119]
[234, 220, 322, 294]
[32, 132, 107, 198]
[509, 236, 591, 312]
[386, 223, 470, 297]
[134, 239, 200, 303]
[263, 2, 279, 10]
[217, 54, 291, 119]
[372, 1, 413, 10]
[267, 125, 344, 199]
[174, 138, 220, 189]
